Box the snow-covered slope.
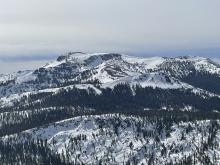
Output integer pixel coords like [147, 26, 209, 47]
[102, 72, 185, 89]
[174, 56, 220, 74]
[5, 114, 220, 165]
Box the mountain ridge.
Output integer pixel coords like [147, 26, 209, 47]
[1, 52, 220, 164]
[0, 52, 219, 110]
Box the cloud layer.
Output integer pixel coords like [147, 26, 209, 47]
[0, 0, 220, 55]
[0, 0, 220, 73]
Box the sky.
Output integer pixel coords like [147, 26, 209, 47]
[0, 0, 220, 73]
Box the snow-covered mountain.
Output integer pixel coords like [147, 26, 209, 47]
[0, 52, 220, 110]
[1, 52, 220, 164]
[0, 52, 219, 97]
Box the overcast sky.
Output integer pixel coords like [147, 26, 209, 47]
[0, 0, 220, 73]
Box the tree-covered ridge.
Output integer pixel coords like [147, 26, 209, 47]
[181, 71, 220, 95]
[3, 114, 220, 165]
[0, 139, 68, 165]
[14, 84, 220, 112]
[0, 87, 220, 164]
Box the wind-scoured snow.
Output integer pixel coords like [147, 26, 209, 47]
[43, 60, 66, 69]
[102, 72, 184, 89]
[122, 55, 165, 70]
[15, 70, 36, 84]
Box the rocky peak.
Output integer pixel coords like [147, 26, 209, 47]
[57, 52, 86, 61]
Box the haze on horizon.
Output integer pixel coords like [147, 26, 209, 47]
[0, 0, 220, 73]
